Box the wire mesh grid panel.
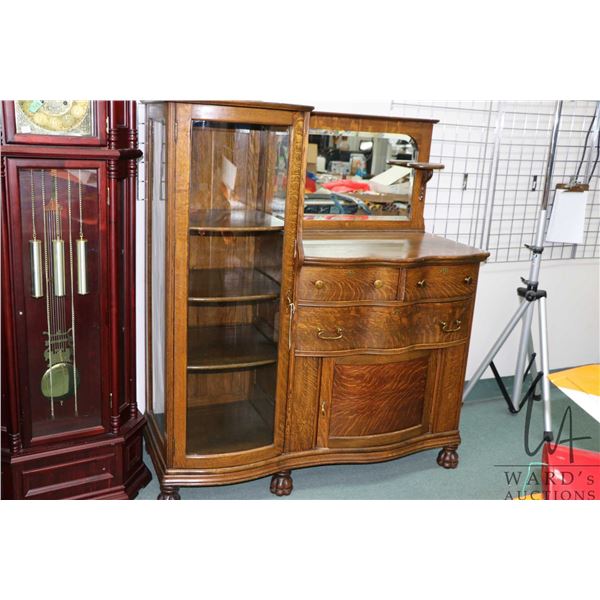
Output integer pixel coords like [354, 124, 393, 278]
[390, 100, 600, 262]
[390, 101, 495, 249]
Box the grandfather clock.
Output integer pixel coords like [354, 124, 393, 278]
[1, 100, 151, 499]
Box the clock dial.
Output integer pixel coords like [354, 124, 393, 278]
[15, 100, 94, 136]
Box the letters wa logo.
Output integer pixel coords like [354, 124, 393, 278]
[502, 395, 594, 500]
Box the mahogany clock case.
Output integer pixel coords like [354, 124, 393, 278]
[1, 101, 151, 500]
[143, 102, 488, 499]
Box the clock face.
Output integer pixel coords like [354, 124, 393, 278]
[15, 100, 94, 136]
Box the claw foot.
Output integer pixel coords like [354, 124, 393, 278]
[270, 470, 293, 496]
[157, 486, 181, 500]
[437, 446, 459, 469]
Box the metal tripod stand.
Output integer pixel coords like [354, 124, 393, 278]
[462, 101, 564, 442]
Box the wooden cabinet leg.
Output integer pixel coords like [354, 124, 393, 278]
[157, 486, 181, 500]
[437, 446, 459, 469]
[270, 470, 293, 496]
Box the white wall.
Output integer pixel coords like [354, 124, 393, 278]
[467, 258, 600, 379]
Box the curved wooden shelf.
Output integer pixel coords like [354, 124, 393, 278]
[189, 209, 285, 233]
[186, 396, 274, 456]
[188, 268, 280, 304]
[187, 325, 277, 371]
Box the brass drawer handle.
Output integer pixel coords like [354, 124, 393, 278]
[373, 279, 384, 289]
[317, 327, 343, 340]
[440, 319, 462, 333]
[417, 279, 427, 288]
[314, 280, 325, 289]
[464, 275, 473, 285]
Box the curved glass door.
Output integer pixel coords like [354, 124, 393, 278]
[186, 120, 290, 455]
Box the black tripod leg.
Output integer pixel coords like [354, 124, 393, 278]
[526, 334, 541, 400]
[517, 371, 544, 412]
[490, 361, 518, 413]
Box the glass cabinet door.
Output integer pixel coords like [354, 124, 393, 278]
[145, 111, 168, 439]
[185, 119, 291, 457]
[8, 162, 109, 442]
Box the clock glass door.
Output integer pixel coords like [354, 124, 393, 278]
[11, 163, 109, 441]
[185, 119, 291, 457]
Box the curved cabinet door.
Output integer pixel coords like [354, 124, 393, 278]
[163, 103, 307, 470]
[316, 351, 440, 450]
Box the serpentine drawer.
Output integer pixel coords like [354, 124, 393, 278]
[297, 266, 399, 302]
[295, 301, 470, 353]
[404, 264, 478, 301]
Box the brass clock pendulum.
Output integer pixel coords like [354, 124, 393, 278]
[66, 170, 79, 415]
[51, 170, 66, 298]
[35, 169, 80, 415]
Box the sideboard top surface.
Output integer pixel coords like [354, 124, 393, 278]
[301, 231, 489, 265]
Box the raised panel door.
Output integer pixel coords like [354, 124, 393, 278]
[316, 351, 440, 449]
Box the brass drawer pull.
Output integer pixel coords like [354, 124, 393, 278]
[440, 319, 462, 333]
[464, 275, 473, 285]
[314, 280, 325, 289]
[417, 279, 427, 288]
[373, 279, 384, 289]
[317, 327, 343, 340]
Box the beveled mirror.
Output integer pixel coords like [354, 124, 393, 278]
[303, 112, 439, 230]
[305, 129, 417, 221]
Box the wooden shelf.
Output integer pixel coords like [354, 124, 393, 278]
[189, 268, 280, 304]
[189, 209, 285, 233]
[186, 397, 274, 455]
[187, 325, 277, 371]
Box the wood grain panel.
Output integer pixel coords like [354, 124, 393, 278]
[297, 266, 399, 302]
[329, 357, 428, 437]
[404, 264, 478, 301]
[285, 356, 321, 452]
[302, 232, 489, 265]
[295, 301, 470, 353]
[432, 344, 469, 433]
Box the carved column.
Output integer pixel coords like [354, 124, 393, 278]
[127, 102, 138, 420]
[1, 155, 22, 454]
[108, 149, 120, 434]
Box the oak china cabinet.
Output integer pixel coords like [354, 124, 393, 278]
[145, 102, 488, 499]
[1, 100, 151, 499]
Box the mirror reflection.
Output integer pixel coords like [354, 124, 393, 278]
[304, 129, 418, 221]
